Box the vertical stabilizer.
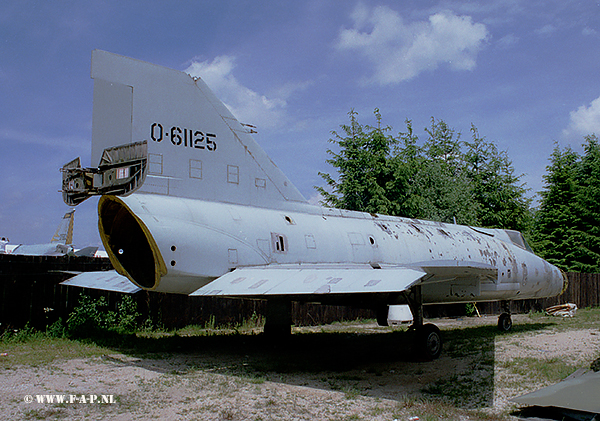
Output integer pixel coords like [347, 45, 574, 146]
[51, 210, 75, 244]
[88, 50, 306, 210]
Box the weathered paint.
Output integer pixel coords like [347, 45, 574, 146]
[63, 51, 566, 308]
[100, 193, 566, 304]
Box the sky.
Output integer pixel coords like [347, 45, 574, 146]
[1, 0, 600, 249]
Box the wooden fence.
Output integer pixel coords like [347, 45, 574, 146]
[0, 254, 112, 330]
[1, 253, 598, 330]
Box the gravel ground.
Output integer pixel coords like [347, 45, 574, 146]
[1, 313, 599, 420]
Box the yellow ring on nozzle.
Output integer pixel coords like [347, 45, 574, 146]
[559, 269, 569, 296]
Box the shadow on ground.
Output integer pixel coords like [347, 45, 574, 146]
[86, 321, 553, 410]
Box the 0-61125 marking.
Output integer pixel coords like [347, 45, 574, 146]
[150, 123, 217, 151]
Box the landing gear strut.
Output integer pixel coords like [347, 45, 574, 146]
[264, 299, 292, 337]
[404, 285, 442, 360]
[376, 305, 389, 327]
[498, 300, 512, 332]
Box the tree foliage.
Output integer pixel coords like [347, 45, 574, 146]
[317, 110, 530, 230]
[532, 135, 600, 272]
[464, 125, 531, 231]
[317, 109, 600, 273]
[317, 109, 398, 215]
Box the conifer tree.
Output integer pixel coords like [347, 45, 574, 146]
[318, 110, 530, 230]
[572, 135, 600, 272]
[317, 109, 397, 214]
[464, 125, 531, 231]
[532, 144, 580, 269]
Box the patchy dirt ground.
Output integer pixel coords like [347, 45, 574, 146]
[1, 313, 599, 420]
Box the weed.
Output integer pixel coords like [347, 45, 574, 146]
[1, 323, 39, 342]
[204, 315, 216, 330]
[423, 372, 494, 409]
[240, 311, 264, 330]
[46, 318, 67, 338]
[220, 407, 237, 420]
[23, 408, 57, 420]
[65, 295, 109, 336]
[343, 385, 361, 400]
[465, 303, 478, 317]
[113, 295, 141, 333]
[140, 317, 160, 332]
[65, 294, 141, 338]
[503, 357, 576, 383]
[246, 374, 267, 384]
[370, 405, 385, 416]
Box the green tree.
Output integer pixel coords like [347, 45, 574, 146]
[424, 117, 463, 165]
[572, 135, 600, 272]
[405, 118, 478, 224]
[403, 159, 478, 224]
[317, 109, 397, 214]
[532, 144, 580, 270]
[464, 125, 531, 231]
[533, 136, 600, 272]
[318, 110, 531, 230]
[386, 119, 425, 218]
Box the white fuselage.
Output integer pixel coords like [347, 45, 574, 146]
[102, 193, 565, 304]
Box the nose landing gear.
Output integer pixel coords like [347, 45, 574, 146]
[415, 323, 443, 360]
[405, 286, 443, 360]
[498, 300, 512, 332]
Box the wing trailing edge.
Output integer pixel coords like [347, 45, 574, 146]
[59, 262, 498, 298]
[61, 270, 141, 294]
[190, 264, 427, 297]
[417, 260, 498, 283]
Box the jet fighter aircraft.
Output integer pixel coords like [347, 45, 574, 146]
[11, 209, 97, 257]
[61, 50, 567, 359]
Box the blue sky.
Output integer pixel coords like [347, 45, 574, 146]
[1, 0, 600, 248]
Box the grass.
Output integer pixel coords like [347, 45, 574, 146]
[2, 310, 597, 371]
[501, 357, 577, 383]
[140, 311, 264, 339]
[2, 307, 600, 421]
[527, 306, 600, 331]
[0, 334, 109, 367]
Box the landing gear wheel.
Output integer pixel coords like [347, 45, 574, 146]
[416, 324, 442, 360]
[498, 313, 512, 332]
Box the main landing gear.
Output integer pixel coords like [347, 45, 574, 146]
[498, 300, 512, 332]
[405, 286, 443, 360]
[264, 299, 292, 337]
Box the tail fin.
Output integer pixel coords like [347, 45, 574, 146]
[63, 50, 306, 210]
[50, 209, 75, 244]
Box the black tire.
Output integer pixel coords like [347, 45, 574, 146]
[498, 313, 512, 332]
[416, 323, 442, 360]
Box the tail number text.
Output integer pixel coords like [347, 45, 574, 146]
[150, 123, 217, 151]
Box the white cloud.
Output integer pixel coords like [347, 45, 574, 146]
[565, 96, 600, 137]
[497, 33, 519, 49]
[307, 192, 324, 206]
[185, 56, 287, 129]
[336, 5, 489, 85]
[536, 24, 557, 37]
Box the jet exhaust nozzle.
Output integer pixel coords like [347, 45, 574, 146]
[98, 195, 166, 289]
